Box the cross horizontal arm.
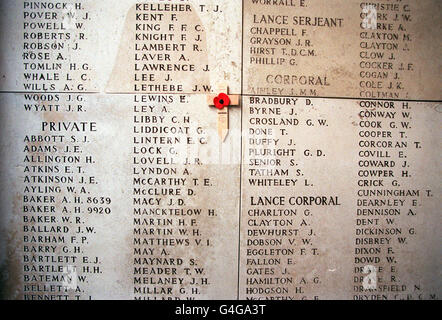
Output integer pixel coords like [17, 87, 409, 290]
[207, 94, 240, 106]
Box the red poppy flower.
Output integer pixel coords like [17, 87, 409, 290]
[213, 93, 230, 110]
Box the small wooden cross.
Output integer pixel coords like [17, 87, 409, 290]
[206, 84, 240, 141]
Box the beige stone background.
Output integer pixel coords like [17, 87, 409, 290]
[0, 0, 440, 300]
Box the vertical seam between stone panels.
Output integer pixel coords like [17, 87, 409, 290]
[237, 0, 245, 301]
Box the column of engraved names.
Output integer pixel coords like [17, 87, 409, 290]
[353, 0, 439, 300]
[131, 3, 219, 300]
[132, 97, 221, 299]
[132, 2, 207, 94]
[19, 1, 110, 300]
[244, 0, 342, 97]
[354, 99, 439, 300]
[359, 0, 415, 100]
[241, 97, 341, 299]
[22, 1, 92, 92]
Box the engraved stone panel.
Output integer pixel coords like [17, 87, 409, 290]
[0, 0, 440, 301]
